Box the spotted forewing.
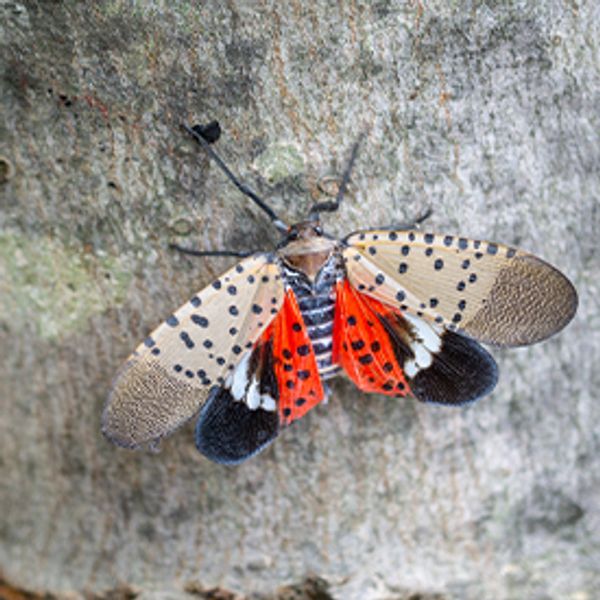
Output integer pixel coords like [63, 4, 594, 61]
[344, 230, 577, 346]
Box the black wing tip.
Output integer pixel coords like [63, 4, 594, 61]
[195, 437, 272, 466]
[411, 331, 499, 406]
[195, 386, 279, 465]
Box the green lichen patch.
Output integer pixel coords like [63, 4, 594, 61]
[0, 233, 131, 341]
[253, 143, 305, 185]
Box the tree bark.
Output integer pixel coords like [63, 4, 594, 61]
[1, 1, 598, 599]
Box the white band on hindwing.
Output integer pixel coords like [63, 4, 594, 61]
[402, 313, 443, 378]
[225, 350, 277, 412]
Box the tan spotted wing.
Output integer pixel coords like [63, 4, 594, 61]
[102, 253, 284, 448]
[343, 230, 577, 347]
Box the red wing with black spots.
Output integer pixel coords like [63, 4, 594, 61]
[270, 290, 325, 425]
[334, 279, 499, 406]
[333, 280, 410, 397]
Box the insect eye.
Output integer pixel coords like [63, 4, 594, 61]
[287, 228, 299, 240]
[313, 225, 323, 236]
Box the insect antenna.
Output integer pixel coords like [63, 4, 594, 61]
[183, 123, 288, 233]
[379, 206, 434, 231]
[309, 133, 365, 220]
[169, 244, 254, 259]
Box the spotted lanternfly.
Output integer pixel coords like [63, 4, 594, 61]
[102, 123, 578, 464]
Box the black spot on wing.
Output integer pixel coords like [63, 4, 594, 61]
[410, 331, 498, 406]
[192, 315, 209, 328]
[195, 386, 279, 465]
[180, 331, 195, 349]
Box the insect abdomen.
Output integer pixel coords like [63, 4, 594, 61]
[283, 259, 342, 380]
[297, 293, 340, 379]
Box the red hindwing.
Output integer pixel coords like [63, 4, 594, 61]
[266, 290, 325, 426]
[333, 279, 411, 397]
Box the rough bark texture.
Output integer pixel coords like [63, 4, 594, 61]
[1, 1, 599, 599]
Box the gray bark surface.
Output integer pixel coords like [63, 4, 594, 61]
[1, 1, 599, 599]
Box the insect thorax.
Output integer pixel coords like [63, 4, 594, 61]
[280, 249, 345, 380]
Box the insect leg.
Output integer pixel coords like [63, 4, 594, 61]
[376, 206, 434, 231]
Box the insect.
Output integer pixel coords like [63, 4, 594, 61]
[102, 123, 578, 464]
